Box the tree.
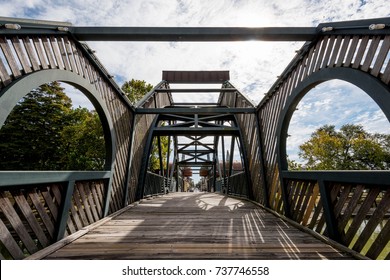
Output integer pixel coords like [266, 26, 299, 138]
[0, 82, 106, 171]
[298, 124, 390, 170]
[121, 79, 168, 173]
[121, 79, 153, 105]
[0, 82, 73, 170]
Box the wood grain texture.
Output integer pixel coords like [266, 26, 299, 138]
[44, 193, 355, 260]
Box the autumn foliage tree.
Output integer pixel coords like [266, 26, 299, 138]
[296, 124, 390, 170]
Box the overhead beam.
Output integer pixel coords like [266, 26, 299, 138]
[155, 89, 236, 93]
[68, 27, 318, 41]
[136, 107, 255, 114]
[153, 127, 239, 136]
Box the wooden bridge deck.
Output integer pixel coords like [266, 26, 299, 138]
[43, 193, 356, 260]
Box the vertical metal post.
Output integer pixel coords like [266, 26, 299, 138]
[54, 180, 75, 241]
[255, 113, 270, 207]
[123, 114, 136, 207]
[318, 179, 341, 242]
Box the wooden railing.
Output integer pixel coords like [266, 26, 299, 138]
[279, 170, 390, 260]
[144, 171, 164, 197]
[228, 171, 248, 197]
[0, 171, 110, 259]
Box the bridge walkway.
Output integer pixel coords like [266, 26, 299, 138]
[40, 193, 357, 260]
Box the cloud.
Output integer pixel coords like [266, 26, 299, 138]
[287, 79, 390, 163]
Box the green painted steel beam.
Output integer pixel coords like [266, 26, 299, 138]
[136, 107, 255, 114]
[153, 126, 239, 136]
[0, 171, 111, 187]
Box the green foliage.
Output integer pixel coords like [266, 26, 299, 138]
[0, 82, 105, 170]
[298, 124, 390, 170]
[121, 79, 153, 105]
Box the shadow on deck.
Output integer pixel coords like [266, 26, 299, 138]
[40, 193, 357, 260]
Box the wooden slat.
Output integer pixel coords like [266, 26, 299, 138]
[360, 36, 381, 72]
[85, 183, 100, 222]
[335, 36, 351, 67]
[22, 37, 40, 71]
[343, 36, 360, 67]
[13, 190, 50, 247]
[371, 36, 390, 76]
[382, 57, 390, 84]
[43, 193, 356, 260]
[41, 186, 59, 224]
[29, 191, 55, 236]
[328, 35, 343, 67]
[0, 56, 11, 86]
[352, 36, 370, 69]
[64, 37, 78, 73]
[338, 185, 364, 231]
[0, 218, 25, 259]
[0, 37, 21, 77]
[50, 36, 65, 69]
[11, 37, 32, 74]
[365, 216, 390, 259]
[302, 183, 320, 226]
[0, 193, 38, 254]
[333, 184, 352, 219]
[32, 37, 49, 69]
[314, 36, 329, 72]
[321, 35, 335, 69]
[68, 197, 84, 231]
[41, 36, 57, 68]
[76, 182, 94, 224]
[72, 184, 89, 227]
[352, 190, 390, 253]
[344, 187, 381, 244]
[57, 37, 70, 71]
[90, 182, 103, 217]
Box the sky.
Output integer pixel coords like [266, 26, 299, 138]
[1, 0, 390, 166]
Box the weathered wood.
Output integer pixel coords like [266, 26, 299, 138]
[352, 190, 390, 253]
[0, 218, 25, 259]
[32, 37, 49, 69]
[12, 190, 50, 247]
[29, 191, 55, 236]
[0, 193, 38, 254]
[360, 36, 381, 72]
[22, 37, 40, 71]
[0, 37, 22, 77]
[43, 193, 356, 260]
[0, 56, 11, 85]
[11, 37, 32, 74]
[371, 36, 390, 76]
[41, 36, 57, 68]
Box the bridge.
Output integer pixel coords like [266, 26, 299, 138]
[0, 17, 389, 260]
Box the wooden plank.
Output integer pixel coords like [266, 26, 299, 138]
[365, 212, 390, 259]
[13, 190, 50, 247]
[90, 182, 103, 217]
[371, 36, 390, 76]
[70, 40, 83, 75]
[338, 185, 364, 231]
[11, 37, 32, 74]
[352, 36, 370, 69]
[335, 36, 351, 67]
[352, 190, 390, 253]
[344, 187, 381, 244]
[72, 184, 89, 227]
[382, 56, 390, 84]
[76, 182, 94, 224]
[64, 37, 78, 73]
[41, 36, 57, 69]
[50, 36, 65, 70]
[32, 37, 49, 69]
[0, 37, 21, 77]
[68, 196, 84, 231]
[321, 35, 335, 69]
[314, 36, 329, 72]
[343, 36, 360, 67]
[328, 35, 343, 67]
[0, 193, 38, 254]
[0, 56, 11, 86]
[360, 36, 381, 72]
[0, 218, 25, 259]
[22, 37, 40, 71]
[42, 193, 357, 260]
[84, 182, 100, 222]
[296, 181, 314, 223]
[57, 37, 70, 70]
[41, 186, 59, 224]
[308, 39, 323, 74]
[28, 191, 55, 236]
[333, 184, 352, 219]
